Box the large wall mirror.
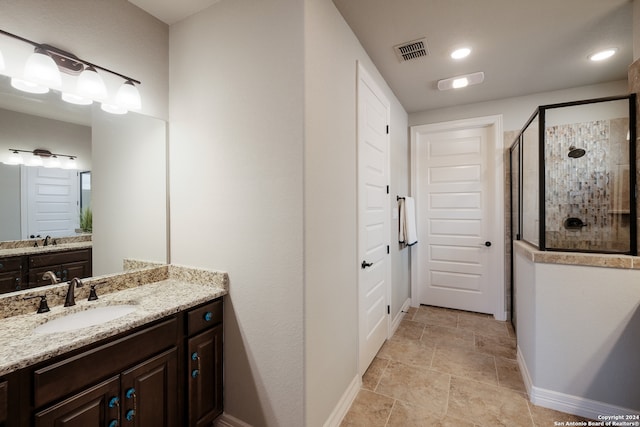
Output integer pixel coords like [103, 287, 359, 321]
[0, 74, 168, 282]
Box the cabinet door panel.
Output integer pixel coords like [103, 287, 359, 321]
[188, 325, 223, 426]
[34, 376, 120, 427]
[121, 348, 177, 427]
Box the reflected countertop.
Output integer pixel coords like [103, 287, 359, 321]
[0, 241, 93, 258]
[0, 264, 228, 376]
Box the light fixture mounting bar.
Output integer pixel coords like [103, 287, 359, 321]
[10, 148, 76, 159]
[0, 28, 141, 85]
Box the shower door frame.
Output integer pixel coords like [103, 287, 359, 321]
[511, 94, 637, 256]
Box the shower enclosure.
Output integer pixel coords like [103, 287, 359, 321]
[510, 94, 637, 254]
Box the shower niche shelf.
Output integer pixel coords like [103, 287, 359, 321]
[510, 94, 637, 255]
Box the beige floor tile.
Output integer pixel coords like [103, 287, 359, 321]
[406, 306, 418, 319]
[457, 310, 492, 320]
[387, 400, 474, 427]
[413, 306, 458, 328]
[362, 357, 389, 391]
[447, 376, 534, 427]
[376, 361, 450, 417]
[432, 345, 498, 386]
[377, 337, 435, 369]
[495, 357, 526, 392]
[528, 403, 591, 427]
[458, 315, 510, 337]
[340, 389, 394, 427]
[421, 324, 475, 349]
[475, 333, 517, 359]
[394, 319, 425, 340]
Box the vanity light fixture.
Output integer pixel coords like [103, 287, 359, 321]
[588, 48, 617, 62]
[4, 148, 78, 169]
[0, 28, 142, 114]
[437, 71, 484, 91]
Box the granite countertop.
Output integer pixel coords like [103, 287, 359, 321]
[0, 241, 93, 258]
[0, 264, 228, 377]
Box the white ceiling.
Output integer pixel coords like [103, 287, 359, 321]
[130, 0, 633, 113]
[333, 0, 633, 113]
[128, 0, 220, 25]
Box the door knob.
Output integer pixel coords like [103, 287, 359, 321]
[361, 260, 373, 269]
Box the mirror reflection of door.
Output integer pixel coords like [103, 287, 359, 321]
[22, 166, 80, 239]
[80, 171, 91, 213]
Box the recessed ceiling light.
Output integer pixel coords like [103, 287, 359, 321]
[451, 47, 471, 59]
[438, 72, 484, 91]
[589, 48, 617, 62]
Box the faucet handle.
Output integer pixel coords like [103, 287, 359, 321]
[88, 284, 99, 301]
[23, 294, 51, 314]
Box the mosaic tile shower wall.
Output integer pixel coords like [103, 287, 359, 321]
[544, 118, 630, 252]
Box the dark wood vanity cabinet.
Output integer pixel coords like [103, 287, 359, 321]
[0, 249, 92, 294]
[28, 249, 92, 286]
[4, 296, 223, 427]
[0, 257, 25, 293]
[186, 300, 224, 426]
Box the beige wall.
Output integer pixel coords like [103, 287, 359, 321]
[169, 1, 305, 425]
[304, 0, 409, 425]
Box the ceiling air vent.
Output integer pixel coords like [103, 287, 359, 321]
[394, 38, 429, 62]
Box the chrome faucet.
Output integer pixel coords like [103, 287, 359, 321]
[64, 278, 83, 307]
[42, 271, 60, 286]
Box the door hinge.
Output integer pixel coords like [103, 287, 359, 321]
[386, 125, 389, 134]
[387, 245, 390, 254]
[387, 305, 390, 314]
[386, 185, 389, 194]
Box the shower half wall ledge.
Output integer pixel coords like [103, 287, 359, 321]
[510, 94, 637, 255]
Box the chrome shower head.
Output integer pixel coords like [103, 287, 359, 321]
[568, 146, 586, 158]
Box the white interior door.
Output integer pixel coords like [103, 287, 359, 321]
[22, 166, 79, 239]
[357, 63, 390, 375]
[411, 117, 505, 319]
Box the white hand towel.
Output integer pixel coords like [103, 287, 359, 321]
[399, 198, 407, 243]
[404, 196, 418, 246]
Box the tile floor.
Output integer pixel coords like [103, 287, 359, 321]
[340, 305, 590, 427]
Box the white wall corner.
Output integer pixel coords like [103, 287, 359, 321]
[323, 374, 362, 427]
[517, 346, 639, 420]
[390, 298, 412, 336]
[215, 413, 254, 427]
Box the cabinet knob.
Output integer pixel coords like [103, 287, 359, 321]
[191, 352, 199, 361]
[125, 409, 135, 421]
[204, 311, 213, 322]
[192, 369, 200, 378]
[108, 420, 118, 427]
[125, 388, 136, 399]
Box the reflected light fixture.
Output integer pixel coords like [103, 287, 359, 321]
[0, 28, 142, 114]
[438, 71, 484, 91]
[4, 148, 79, 169]
[588, 48, 617, 62]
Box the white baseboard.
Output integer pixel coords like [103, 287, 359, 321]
[390, 298, 411, 337]
[216, 413, 254, 427]
[323, 374, 362, 427]
[517, 346, 639, 419]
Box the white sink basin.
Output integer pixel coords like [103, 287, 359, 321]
[34, 305, 137, 334]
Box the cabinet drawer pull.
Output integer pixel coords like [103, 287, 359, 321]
[204, 311, 213, 322]
[191, 351, 202, 379]
[125, 387, 136, 421]
[108, 396, 121, 426]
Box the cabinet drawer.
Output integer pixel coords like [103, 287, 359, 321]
[33, 317, 178, 408]
[0, 257, 22, 273]
[187, 300, 222, 336]
[29, 249, 91, 268]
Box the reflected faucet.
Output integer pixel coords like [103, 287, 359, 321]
[64, 278, 83, 307]
[42, 271, 60, 286]
[43, 235, 51, 246]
